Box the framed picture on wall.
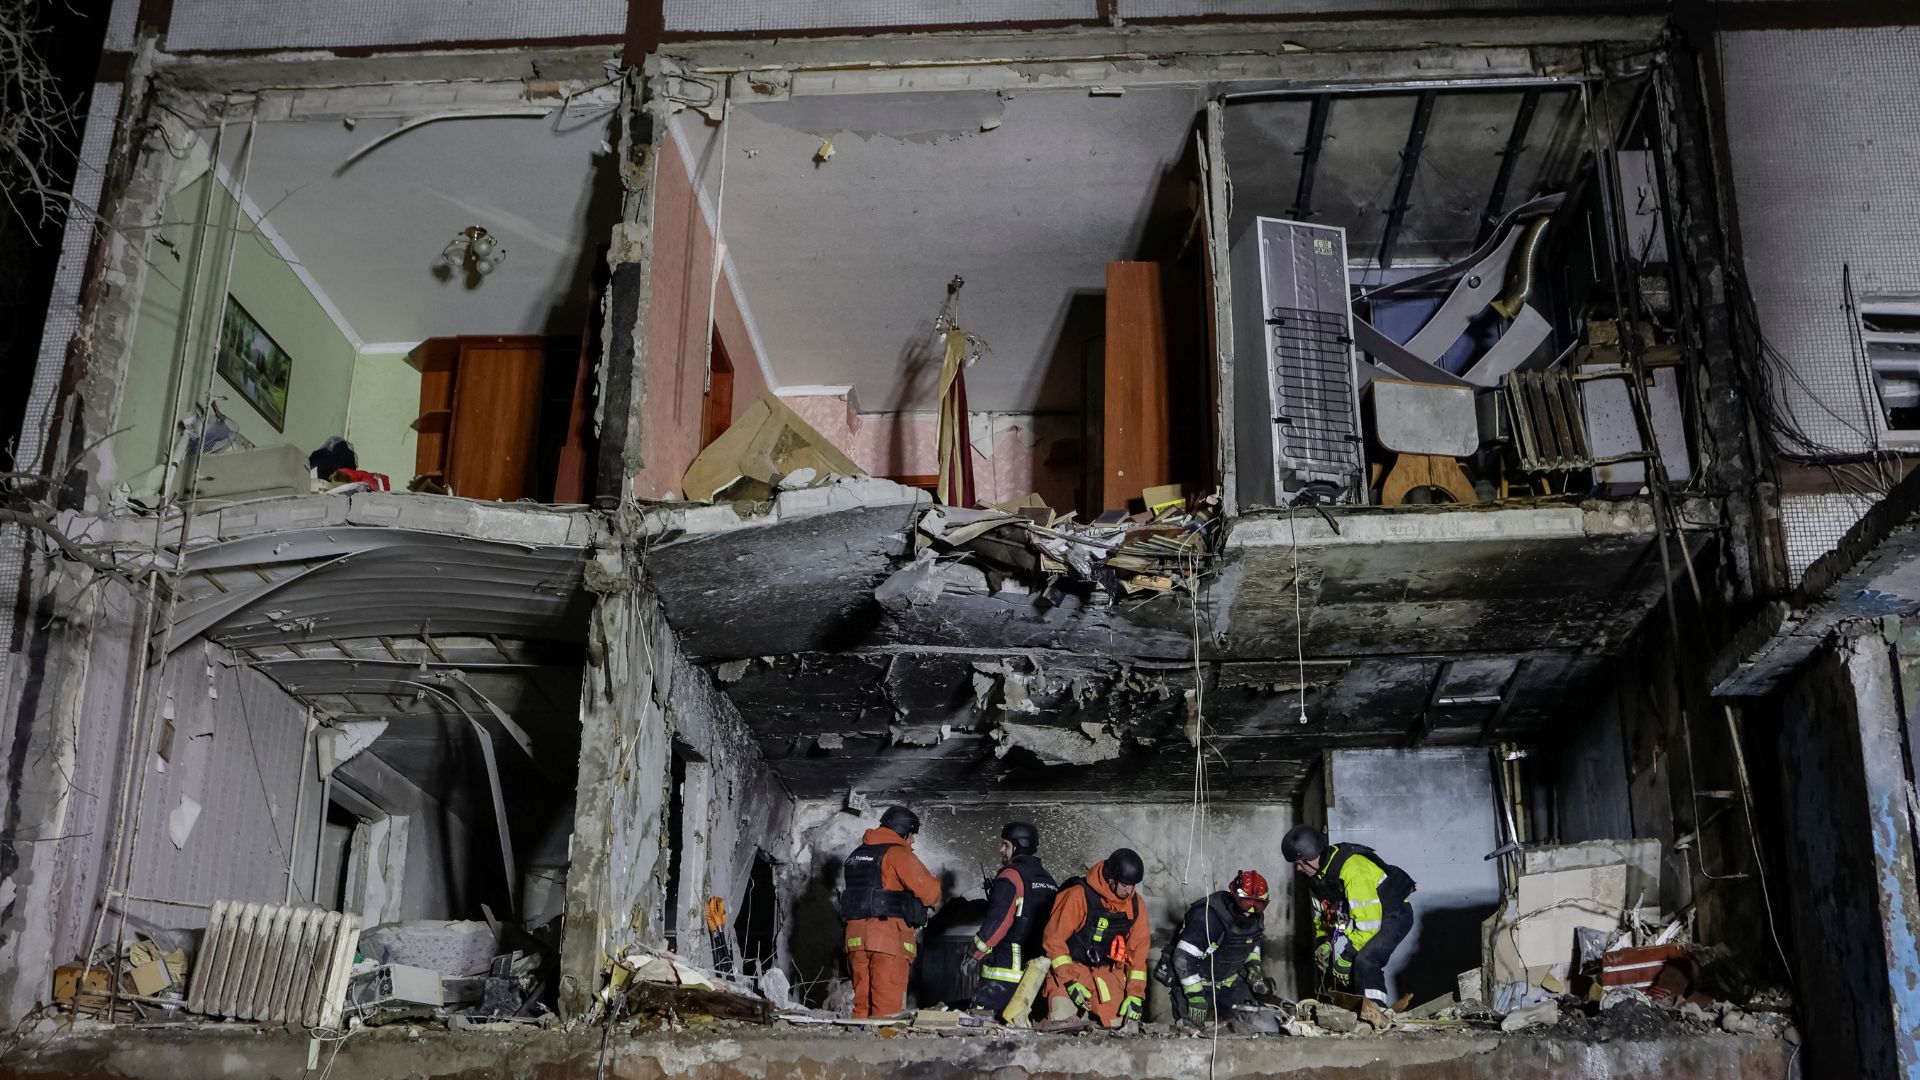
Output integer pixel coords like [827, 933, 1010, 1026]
[216, 296, 291, 432]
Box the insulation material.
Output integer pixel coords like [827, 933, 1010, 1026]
[1720, 29, 1920, 458]
[664, 0, 1093, 33]
[165, 0, 624, 51]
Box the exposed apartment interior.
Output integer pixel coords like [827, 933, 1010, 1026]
[8, 9, 1911, 1077]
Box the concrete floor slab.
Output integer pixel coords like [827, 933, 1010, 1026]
[7, 1024, 1794, 1080]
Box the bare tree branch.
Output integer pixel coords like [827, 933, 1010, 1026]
[0, 509, 138, 579]
[0, 0, 81, 233]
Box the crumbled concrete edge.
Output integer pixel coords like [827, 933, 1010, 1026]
[637, 479, 931, 545]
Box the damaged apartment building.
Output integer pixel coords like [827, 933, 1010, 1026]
[1, 0, 1917, 1077]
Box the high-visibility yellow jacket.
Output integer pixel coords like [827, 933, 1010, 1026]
[1307, 843, 1412, 955]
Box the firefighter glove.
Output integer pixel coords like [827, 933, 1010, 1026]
[1186, 994, 1208, 1015]
[961, 953, 982, 978]
[1313, 940, 1333, 971]
[1067, 982, 1092, 1007]
[1119, 996, 1143, 1021]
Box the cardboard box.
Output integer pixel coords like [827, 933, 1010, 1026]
[52, 964, 111, 1005]
[127, 959, 173, 996]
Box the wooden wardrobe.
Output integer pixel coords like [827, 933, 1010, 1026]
[413, 335, 557, 502]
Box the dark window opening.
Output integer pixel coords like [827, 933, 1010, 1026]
[663, 742, 690, 949]
[734, 851, 779, 978]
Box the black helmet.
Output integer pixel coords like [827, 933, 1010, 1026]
[1002, 821, 1039, 854]
[1104, 847, 1145, 886]
[881, 804, 921, 837]
[1282, 824, 1326, 864]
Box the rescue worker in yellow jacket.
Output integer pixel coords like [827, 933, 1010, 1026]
[1282, 824, 1416, 1031]
[1040, 848, 1150, 1028]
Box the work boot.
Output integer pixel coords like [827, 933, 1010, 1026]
[1357, 998, 1392, 1032]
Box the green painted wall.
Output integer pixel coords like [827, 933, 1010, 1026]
[344, 349, 424, 483]
[115, 168, 357, 488]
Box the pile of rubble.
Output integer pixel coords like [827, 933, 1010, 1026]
[52, 916, 557, 1032]
[900, 486, 1220, 609]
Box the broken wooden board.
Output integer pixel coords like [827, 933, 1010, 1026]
[626, 982, 771, 1024]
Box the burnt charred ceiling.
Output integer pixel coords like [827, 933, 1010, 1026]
[643, 496, 1707, 801]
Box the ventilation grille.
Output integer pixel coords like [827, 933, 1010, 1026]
[187, 901, 360, 1028]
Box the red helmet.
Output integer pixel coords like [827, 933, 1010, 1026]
[1230, 870, 1270, 915]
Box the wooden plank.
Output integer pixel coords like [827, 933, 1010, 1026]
[1101, 262, 1174, 510]
[447, 336, 547, 502]
[702, 333, 736, 449]
[412, 337, 459, 479]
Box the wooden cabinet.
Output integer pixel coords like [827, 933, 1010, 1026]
[1083, 260, 1215, 514]
[412, 336, 550, 502]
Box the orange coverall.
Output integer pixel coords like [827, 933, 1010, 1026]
[842, 826, 942, 1018]
[1041, 859, 1151, 1026]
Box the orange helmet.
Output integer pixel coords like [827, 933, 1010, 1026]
[1230, 870, 1271, 915]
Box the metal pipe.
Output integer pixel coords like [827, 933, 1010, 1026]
[1478, 88, 1542, 246]
[286, 712, 312, 904]
[1219, 75, 1589, 104]
[1289, 94, 1331, 220]
[1378, 90, 1437, 270]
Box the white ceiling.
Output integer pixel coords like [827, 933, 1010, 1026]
[211, 110, 620, 347]
[682, 87, 1205, 413]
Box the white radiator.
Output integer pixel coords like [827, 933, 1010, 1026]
[187, 901, 361, 1028]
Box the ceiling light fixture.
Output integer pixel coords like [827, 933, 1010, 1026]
[442, 225, 507, 278]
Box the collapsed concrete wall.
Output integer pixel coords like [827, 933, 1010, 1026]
[1773, 628, 1920, 1079]
[560, 558, 796, 1015]
[658, 624, 796, 973]
[781, 796, 1301, 1013]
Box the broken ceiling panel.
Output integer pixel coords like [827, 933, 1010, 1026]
[156, 502, 595, 812]
[650, 496, 1701, 799]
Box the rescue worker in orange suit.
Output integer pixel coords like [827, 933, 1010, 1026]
[839, 805, 942, 1018]
[1157, 870, 1271, 1026]
[963, 821, 1058, 1017]
[1283, 823, 1416, 1032]
[1041, 847, 1150, 1028]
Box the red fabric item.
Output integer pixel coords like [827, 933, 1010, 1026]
[331, 468, 391, 491]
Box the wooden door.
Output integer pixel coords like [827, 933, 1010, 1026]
[1099, 262, 1174, 510]
[446, 336, 547, 501]
[703, 333, 736, 449]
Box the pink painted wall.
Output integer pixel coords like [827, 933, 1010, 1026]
[633, 130, 770, 500]
[782, 394, 1081, 512]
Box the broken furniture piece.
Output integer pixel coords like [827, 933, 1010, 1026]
[1366, 379, 1479, 506]
[681, 393, 866, 503]
[1351, 194, 1565, 390]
